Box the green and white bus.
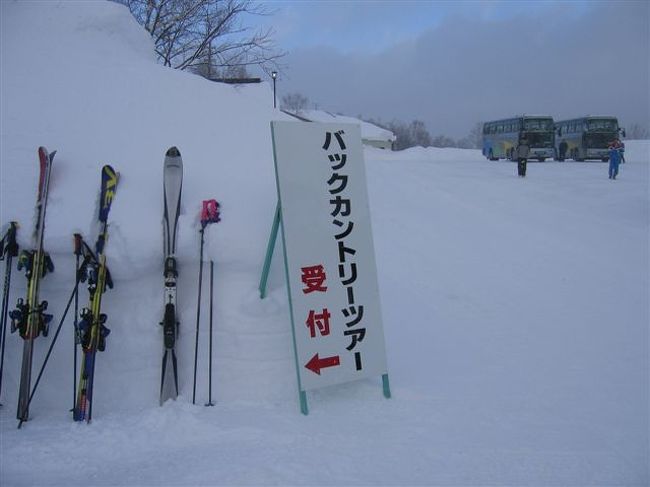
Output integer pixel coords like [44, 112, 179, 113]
[482, 115, 555, 162]
[555, 116, 625, 162]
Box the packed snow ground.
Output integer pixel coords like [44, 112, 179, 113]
[1, 2, 648, 486]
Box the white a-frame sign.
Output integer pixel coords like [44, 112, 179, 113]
[260, 121, 390, 414]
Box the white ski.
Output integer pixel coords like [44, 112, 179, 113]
[160, 146, 183, 405]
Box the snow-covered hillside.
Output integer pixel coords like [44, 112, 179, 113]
[1, 2, 648, 485]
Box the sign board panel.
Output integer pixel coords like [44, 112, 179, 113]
[271, 121, 388, 391]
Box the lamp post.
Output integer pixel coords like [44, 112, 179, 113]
[271, 71, 277, 109]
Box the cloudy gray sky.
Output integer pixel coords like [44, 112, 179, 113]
[258, 0, 649, 139]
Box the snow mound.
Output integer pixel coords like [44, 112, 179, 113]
[0, 0, 291, 415]
[1, 1, 155, 67]
[1, 0, 280, 279]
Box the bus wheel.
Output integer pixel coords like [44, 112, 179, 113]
[538, 158, 545, 162]
[489, 149, 495, 161]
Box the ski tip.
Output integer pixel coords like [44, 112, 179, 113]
[166, 146, 181, 158]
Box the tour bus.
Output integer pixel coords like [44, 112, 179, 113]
[554, 116, 625, 161]
[482, 115, 555, 162]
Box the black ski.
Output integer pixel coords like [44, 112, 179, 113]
[160, 147, 183, 405]
[11, 147, 55, 422]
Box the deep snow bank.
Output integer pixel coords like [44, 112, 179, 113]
[0, 0, 297, 415]
[1, 0, 283, 279]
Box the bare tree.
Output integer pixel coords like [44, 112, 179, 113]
[383, 120, 433, 150]
[430, 135, 456, 148]
[120, 0, 283, 76]
[627, 122, 649, 140]
[386, 120, 412, 150]
[409, 120, 431, 147]
[468, 121, 483, 149]
[281, 92, 309, 112]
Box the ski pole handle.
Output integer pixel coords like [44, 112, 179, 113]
[200, 200, 221, 228]
[73, 233, 83, 256]
[7, 223, 19, 257]
[0, 222, 19, 259]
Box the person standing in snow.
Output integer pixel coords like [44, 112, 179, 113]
[558, 139, 568, 161]
[615, 138, 626, 163]
[516, 137, 530, 177]
[608, 141, 621, 180]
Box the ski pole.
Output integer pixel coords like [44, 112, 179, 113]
[17, 264, 85, 429]
[192, 226, 205, 405]
[205, 260, 215, 407]
[0, 222, 19, 403]
[72, 234, 82, 410]
[192, 200, 220, 405]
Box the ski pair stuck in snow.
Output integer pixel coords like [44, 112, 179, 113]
[10, 147, 56, 422]
[7, 146, 184, 416]
[73, 164, 119, 422]
[7, 149, 119, 423]
[160, 147, 183, 405]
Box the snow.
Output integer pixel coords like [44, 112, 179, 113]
[288, 109, 396, 143]
[1, 1, 648, 485]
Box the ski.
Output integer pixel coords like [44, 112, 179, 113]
[73, 164, 118, 422]
[11, 147, 55, 422]
[160, 146, 183, 405]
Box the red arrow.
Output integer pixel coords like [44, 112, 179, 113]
[305, 353, 340, 375]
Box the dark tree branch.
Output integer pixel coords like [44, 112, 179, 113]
[120, 0, 284, 77]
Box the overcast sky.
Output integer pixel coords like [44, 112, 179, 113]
[257, 0, 649, 138]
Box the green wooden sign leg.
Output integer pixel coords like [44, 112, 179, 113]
[382, 374, 392, 398]
[299, 390, 309, 415]
[259, 201, 281, 299]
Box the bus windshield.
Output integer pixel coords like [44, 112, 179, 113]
[522, 132, 554, 147]
[587, 119, 618, 131]
[523, 118, 553, 131]
[585, 133, 613, 149]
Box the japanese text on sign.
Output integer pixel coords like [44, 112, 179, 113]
[271, 121, 388, 391]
